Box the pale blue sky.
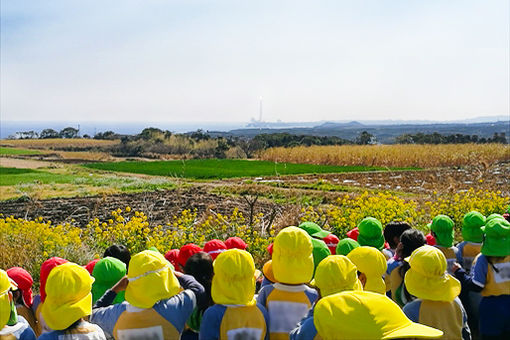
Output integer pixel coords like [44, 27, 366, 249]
[1, 0, 508, 122]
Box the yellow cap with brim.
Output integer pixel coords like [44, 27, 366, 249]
[273, 226, 314, 284]
[312, 255, 362, 297]
[126, 250, 180, 308]
[347, 246, 387, 294]
[262, 260, 277, 283]
[314, 291, 444, 339]
[212, 249, 256, 306]
[0, 269, 18, 329]
[404, 245, 460, 302]
[41, 263, 94, 330]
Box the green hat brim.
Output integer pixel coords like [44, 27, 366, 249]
[357, 234, 385, 250]
[434, 232, 454, 248]
[481, 237, 510, 257]
[461, 228, 483, 243]
[312, 230, 331, 239]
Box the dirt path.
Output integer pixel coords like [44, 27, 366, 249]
[0, 157, 56, 169]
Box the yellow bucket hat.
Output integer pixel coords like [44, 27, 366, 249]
[312, 255, 362, 297]
[211, 249, 256, 306]
[347, 246, 387, 294]
[314, 291, 443, 339]
[404, 245, 460, 302]
[126, 250, 181, 308]
[41, 263, 94, 330]
[0, 269, 17, 329]
[272, 226, 314, 284]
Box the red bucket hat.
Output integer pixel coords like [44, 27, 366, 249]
[267, 243, 273, 256]
[323, 234, 340, 254]
[7, 267, 34, 307]
[164, 249, 181, 271]
[84, 259, 100, 275]
[178, 244, 202, 267]
[203, 239, 227, 260]
[40, 257, 68, 302]
[426, 232, 437, 246]
[346, 227, 359, 241]
[225, 237, 247, 250]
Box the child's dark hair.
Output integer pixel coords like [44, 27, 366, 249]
[384, 221, 412, 249]
[399, 229, 426, 259]
[104, 245, 131, 268]
[184, 252, 214, 312]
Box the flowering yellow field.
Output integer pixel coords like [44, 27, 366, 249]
[1, 188, 507, 284]
[260, 144, 510, 168]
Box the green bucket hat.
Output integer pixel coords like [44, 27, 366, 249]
[92, 257, 127, 304]
[486, 213, 504, 223]
[336, 238, 360, 256]
[462, 211, 485, 243]
[429, 215, 455, 248]
[312, 238, 331, 272]
[481, 218, 510, 257]
[298, 221, 331, 239]
[356, 217, 385, 250]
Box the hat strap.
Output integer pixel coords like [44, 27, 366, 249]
[208, 249, 226, 254]
[128, 265, 171, 282]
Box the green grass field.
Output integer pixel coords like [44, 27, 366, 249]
[84, 159, 407, 179]
[0, 147, 42, 155]
[0, 166, 175, 193]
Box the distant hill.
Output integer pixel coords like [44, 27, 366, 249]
[209, 121, 510, 144]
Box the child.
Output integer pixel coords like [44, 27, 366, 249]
[383, 221, 411, 257]
[457, 211, 485, 272]
[164, 249, 180, 271]
[84, 259, 100, 275]
[456, 211, 485, 336]
[386, 229, 426, 306]
[261, 260, 276, 288]
[257, 227, 318, 339]
[335, 238, 359, 256]
[322, 233, 339, 254]
[38, 263, 106, 339]
[32, 257, 68, 336]
[103, 244, 131, 269]
[91, 250, 205, 339]
[453, 217, 510, 339]
[290, 255, 362, 340]
[183, 252, 214, 339]
[0, 269, 36, 339]
[224, 237, 248, 250]
[311, 238, 331, 273]
[178, 244, 203, 272]
[430, 214, 459, 274]
[347, 246, 387, 294]
[203, 239, 227, 260]
[297, 291, 443, 339]
[403, 245, 470, 340]
[356, 217, 393, 259]
[91, 257, 127, 305]
[200, 249, 269, 340]
[6, 267, 37, 334]
[297, 222, 331, 239]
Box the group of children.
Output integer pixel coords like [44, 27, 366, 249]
[1, 209, 509, 340]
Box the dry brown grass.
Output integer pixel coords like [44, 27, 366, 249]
[0, 138, 118, 149]
[56, 151, 114, 161]
[260, 144, 510, 168]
